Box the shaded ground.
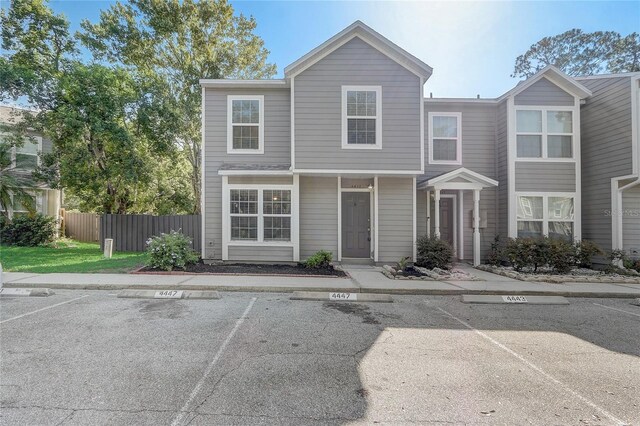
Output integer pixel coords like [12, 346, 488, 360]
[1, 291, 639, 425]
[140, 262, 347, 277]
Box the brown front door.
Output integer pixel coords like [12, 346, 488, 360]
[440, 198, 455, 248]
[342, 192, 371, 258]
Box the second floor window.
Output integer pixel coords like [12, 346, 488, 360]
[227, 95, 264, 154]
[342, 86, 382, 149]
[15, 139, 39, 169]
[516, 109, 573, 159]
[428, 112, 462, 165]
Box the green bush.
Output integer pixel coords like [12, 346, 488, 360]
[303, 250, 333, 268]
[146, 230, 199, 271]
[548, 238, 576, 274]
[504, 237, 535, 271]
[487, 235, 502, 266]
[0, 214, 56, 246]
[575, 240, 604, 268]
[416, 235, 453, 270]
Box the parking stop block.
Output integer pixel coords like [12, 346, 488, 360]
[0, 288, 53, 297]
[462, 294, 569, 305]
[117, 289, 221, 299]
[291, 291, 393, 303]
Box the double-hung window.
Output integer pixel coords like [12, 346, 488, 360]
[428, 112, 462, 164]
[229, 188, 291, 242]
[516, 194, 574, 241]
[4, 135, 41, 170]
[516, 109, 573, 159]
[342, 86, 382, 149]
[227, 95, 264, 154]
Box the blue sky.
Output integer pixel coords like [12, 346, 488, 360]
[47, 1, 640, 98]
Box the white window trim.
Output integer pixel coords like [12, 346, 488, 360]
[8, 135, 42, 169]
[226, 95, 265, 154]
[515, 106, 575, 161]
[341, 85, 382, 150]
[428, 112, 462, 165]
[515, 192, 577, 240]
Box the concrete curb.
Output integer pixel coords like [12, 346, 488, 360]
[117, 290, 221, 299]
[3, 282, 640, 299]
[0, 287, 54, 297]
[291, 291, 393, 303]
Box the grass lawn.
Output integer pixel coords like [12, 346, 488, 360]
[0, 240, 147, 273]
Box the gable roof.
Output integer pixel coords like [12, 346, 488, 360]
[284, 21, 433, 80]
[418, 167, 498, 189]
[498, 65, 592, 101]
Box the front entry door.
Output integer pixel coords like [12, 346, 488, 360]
[342, 192, 371, 258]
[440, 198, 455, 249]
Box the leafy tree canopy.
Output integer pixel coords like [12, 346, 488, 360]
[513, 29, 640, 78]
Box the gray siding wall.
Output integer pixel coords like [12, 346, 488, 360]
[300, 176, 339, 259]
[515, 162, 576, 192]
[579, 76, 634, 252]
[514, 77, 575, 106]
[203, 87, 291, 260]
[228, 246, 293, 262]
[378, 177, 413, 262]
[294, 37, 422, 171]
[496, 100, 509, 240]
[622, 186, 640, 257]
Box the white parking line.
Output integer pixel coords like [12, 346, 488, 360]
[171, 297, 257, 426]
[0, 295, 90, 325]
[434, 305, 627, 426]
[593, 302, 640, 318]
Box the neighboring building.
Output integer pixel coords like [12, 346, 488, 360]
[0, 105, 61, 221]
[200, 21, 639, 265]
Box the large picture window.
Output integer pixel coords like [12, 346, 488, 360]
[428, 112, 462, 165]
[229, 188, 291, 242]
[516, 108, 573, 159]
[342, 86, 382, 149]
[516, 194, 574, 241]
[227, 95, 264, 154]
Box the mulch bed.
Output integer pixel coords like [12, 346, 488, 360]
[136, 262, 347, 277]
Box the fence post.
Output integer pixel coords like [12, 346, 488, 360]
[104, 238, 113, 258]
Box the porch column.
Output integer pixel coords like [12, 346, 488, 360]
[473, 189, 480, 266]
[434, 189, 441, 239]
[426, 190, 431, 237]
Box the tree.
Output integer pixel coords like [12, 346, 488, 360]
[512, 29, 640, 78]
[79, 0, 277, 213]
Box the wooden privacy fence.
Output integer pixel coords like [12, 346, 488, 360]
[64, 212, 100, 243]
[100, 214, 201, 252]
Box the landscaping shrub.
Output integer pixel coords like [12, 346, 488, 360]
[504, 237, 535, 271]
[548, 238, 576, 274]
[396, 256, 411, 272]
[146, 230, 199, 271]
[303, 250, 333, 268]
[415, 235, 453, 270]
[487, 235, 502, 266]
[605, 249, 628, 274]
[0, 214, 56, 246]
[575, 240, 604, 268]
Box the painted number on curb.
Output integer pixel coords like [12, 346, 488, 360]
[330, 292, 357, 301]
[154, 290, 183, 299]
[502, 295, 528, 303]
[0, 288, 32, 296]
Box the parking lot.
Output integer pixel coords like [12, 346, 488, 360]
[1, 290, 639, 425]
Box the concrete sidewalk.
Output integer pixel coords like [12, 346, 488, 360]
[2, 268, 640, 298]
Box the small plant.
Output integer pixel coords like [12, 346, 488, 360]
[397, 256, 411, 272]
[303, 250, 333, 268]
[0, 214, 56, 246]
[548, 238, 576, 274]
[575, 240, 604, 268]
[504, 237, 534, 271]
[487, 235, 502, 266]
[146, 230, 199, 271]
[605, 249, 628, 274]
[415, 235, 453, 270]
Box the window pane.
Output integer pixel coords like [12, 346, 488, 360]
[263, 190, 291, 215]
[517, 135, 542, 157]
[347, 118, 376, 144]
[232, 125, 259, 150]
[517, 221, 543, 239]
[264, 216, 291, 241]
[433, 139, 457, 162]
[231, 216, 258, 240]
[548, 135, 572, 158]
[549, 222, 573, 242]
[548, 197, 574, 220]
[517, 196, 543, 219]
[17, 140, 38, 155]
[516, 110, 542, 133]
[230, 189, 258, 214]
[432, 116, 457, 138]
[346, 91, 376, 117]
[15, 153, 37, 169]
[231, 99, 259, 124]
[547, 111, 572, 133]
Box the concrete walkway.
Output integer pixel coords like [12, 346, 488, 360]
[3, 267, 640, 298]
